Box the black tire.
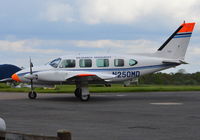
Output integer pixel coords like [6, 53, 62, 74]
[80, 94, 90, 101]
[74, 88, 82, 98]
[28, 91, 37, 99]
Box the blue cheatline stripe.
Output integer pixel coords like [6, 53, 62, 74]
[173, 35, 191, 38]
[18, 63, 177, 76]
[176, 32, 192, 36]
[174, 32, 192, 38]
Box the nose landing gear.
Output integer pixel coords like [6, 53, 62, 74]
[28, 91, 37, 99]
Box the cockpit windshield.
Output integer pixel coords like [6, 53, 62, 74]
[49, 58, 61, 68]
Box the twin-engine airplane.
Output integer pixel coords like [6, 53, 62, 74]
[11, 22, 195, 101]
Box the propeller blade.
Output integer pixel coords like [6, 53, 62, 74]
[29, 57, 34, 92]
[29, 57, 33, 74]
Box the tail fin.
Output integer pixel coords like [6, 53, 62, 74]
[155, 22, 195, 60]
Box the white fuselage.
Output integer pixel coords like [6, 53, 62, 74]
[15, 54, 178, 85]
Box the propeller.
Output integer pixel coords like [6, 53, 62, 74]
[29, 57, 34, 92]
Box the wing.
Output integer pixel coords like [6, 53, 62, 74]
[0, 78, 13, 82]
[65, 71, 117, 82]
[35, 71, 117, 82]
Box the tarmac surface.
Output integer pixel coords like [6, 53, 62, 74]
[0, 91, 200, 140]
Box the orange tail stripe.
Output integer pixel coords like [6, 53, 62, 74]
[178, 23, 195, 33]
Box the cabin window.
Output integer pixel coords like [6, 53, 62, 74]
[129, 59, 138, 66]
[79, 59, 92, 67]
[59, 59, 75, 68]
[49, 58, 61, 68]
[114, 59, 124, 67]
[96, 59, 109, 67]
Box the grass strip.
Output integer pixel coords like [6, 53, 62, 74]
[0, 83, 200, 93]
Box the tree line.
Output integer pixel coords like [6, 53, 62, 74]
[139, 70, 200, 85]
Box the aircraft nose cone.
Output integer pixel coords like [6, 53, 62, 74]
[11, 73, 21, 82]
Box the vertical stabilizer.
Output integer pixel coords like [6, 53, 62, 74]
[155, 22, 195, 60]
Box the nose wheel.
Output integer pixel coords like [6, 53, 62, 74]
[28, 91, 37, 99]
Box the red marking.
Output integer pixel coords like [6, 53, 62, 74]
[178, 22, 195, 33]
[77, 74, 96, 77]
[11, 74, 21, 82]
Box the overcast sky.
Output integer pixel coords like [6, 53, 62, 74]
[0, 0, 200, 73]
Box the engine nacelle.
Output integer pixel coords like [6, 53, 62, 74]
[36, 71, 67, 82]
[24, 73, 38, 80]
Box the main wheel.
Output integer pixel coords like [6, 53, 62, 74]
[74, 88, 82, 98]
[28, 91, 37, 99]
[80, 94, 90, 101]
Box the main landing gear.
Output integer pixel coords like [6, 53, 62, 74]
[74, 83, 90, 101]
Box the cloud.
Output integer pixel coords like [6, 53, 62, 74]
[70, 39, 159, 53]
[78, 0, 199, 24]
[190, 47, 200, 55]
[71, 40, 122, 48]
[78, 0, 153, 24]
[40, 0, 199, 25]
[0, 39, 159, 55]
[1, 38, 198, 57]
[0, 38, 159, 68]
[0, 40, 64, 54]
[41, 1, 75, 22]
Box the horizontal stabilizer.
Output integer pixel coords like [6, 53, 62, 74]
[162, 60, 188, 64]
